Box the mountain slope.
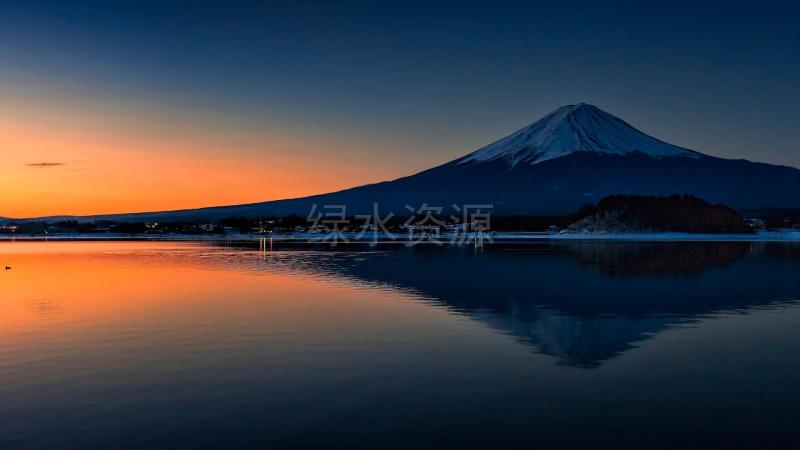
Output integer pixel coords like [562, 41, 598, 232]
[24, 103, 800, 222]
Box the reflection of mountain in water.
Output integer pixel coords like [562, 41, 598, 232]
[569, 241, 749, 277]
[238, 241, 800, 368]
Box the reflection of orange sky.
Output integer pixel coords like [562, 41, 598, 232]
[0, 91, 433, 218]
[0, 242, 447, 345]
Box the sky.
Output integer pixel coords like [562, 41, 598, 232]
[1, 0, 799, 218]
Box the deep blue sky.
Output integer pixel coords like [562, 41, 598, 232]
[1, 0, 799, 172]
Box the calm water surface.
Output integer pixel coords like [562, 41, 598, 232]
[2, 240, 800, 449]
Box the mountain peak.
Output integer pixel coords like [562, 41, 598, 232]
[563, 102, 593, 110]
[457, 104, 702, 167]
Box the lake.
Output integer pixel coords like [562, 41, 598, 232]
[2, 240, 800, 449]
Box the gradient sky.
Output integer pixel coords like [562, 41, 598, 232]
[1, 0, 799, 217]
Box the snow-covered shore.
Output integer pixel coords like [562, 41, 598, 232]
[497, 231, 800, 241]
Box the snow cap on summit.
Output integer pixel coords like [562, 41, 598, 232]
[458, 103, 701, 167]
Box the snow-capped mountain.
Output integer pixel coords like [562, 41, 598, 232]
[30, 104, 800, 221]
[457, 103, 701, 166]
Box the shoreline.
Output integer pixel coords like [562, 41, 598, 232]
[1, 230, 799, 243]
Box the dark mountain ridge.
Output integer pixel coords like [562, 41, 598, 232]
[567, 194, 751, 234]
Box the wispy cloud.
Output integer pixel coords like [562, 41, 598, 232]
[26, 162, 65, 168]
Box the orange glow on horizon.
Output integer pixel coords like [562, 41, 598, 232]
[0, 91, 427, 218]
